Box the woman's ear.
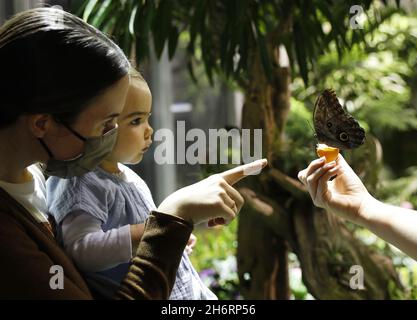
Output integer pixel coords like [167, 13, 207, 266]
[26, 114, 54, 138]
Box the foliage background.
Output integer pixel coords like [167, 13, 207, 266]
[191, 11, 417, 299]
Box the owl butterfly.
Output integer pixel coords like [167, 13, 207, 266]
[313, 89, 365, 150]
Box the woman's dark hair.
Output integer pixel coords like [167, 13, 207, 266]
[0, 7, 130, 128]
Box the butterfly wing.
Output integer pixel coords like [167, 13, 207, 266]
[313, 89, 365, 150]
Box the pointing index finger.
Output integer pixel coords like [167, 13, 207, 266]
[219, 159, 268, 185]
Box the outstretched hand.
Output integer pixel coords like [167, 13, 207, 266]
[157, 159, 268, 226]
[207, 159, 268, 227]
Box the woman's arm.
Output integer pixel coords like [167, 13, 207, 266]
[130, 223, 145, 255]
[359, 197, 417, 260]
[115, 211, 193, 299]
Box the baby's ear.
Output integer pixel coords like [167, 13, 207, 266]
[26, 114, 54, 138]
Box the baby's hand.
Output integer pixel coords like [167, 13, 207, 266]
[185, 233, 197, 255]
[158, 159, 268, 225]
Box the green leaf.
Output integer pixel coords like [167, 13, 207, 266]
[83, 0, 99, 22]
[133, 1, 155, 64]
[129, 4, 138, 36]
[251, 21, 272, 82]
[190, 0, 206, 50]
[236, 22, 249, 74]
[204, 61, 214, 86]
[201, 37, 214, 85]
[187, 59, 198, 84]
[293, 21, 309, 85]
[71, 0, 89, 17]
[135, 35, 150, 64]
[90, 0, 114, 28]
[135, 0, 155, 37]
[152, 0, 173, 59]
[168, 26, 180, 60]
[122, 31, 133, 57]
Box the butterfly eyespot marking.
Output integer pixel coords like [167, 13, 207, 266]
[327, 122, 332, 128]
[339, 132, 349, 142]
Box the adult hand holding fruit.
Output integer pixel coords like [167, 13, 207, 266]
[298, 154, 417, 260]
[297, 154, 372, 224]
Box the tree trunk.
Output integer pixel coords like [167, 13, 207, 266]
[237, 203, 290, 299]
[291, 201, 403, 299]
[237, 42, 291, 299]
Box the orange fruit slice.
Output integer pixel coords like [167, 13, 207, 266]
[316, 144, 339, 163]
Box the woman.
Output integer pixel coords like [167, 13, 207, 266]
[0, 7, 265, 299]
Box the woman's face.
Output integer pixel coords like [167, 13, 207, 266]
[41, 74, 130, 160]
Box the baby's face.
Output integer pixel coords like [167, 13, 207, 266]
[108, 80, 153, 165]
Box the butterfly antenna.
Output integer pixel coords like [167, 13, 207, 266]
[306, 120, 315, 137]
[307, 120, 319, 146]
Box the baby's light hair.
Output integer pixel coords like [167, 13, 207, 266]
[128, 67, 147, 85]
